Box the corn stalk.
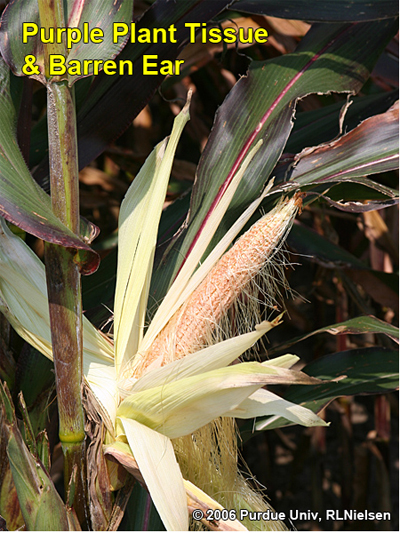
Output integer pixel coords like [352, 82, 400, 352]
[38, 0, 87, 524]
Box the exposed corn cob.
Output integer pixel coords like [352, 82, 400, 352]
[135, 193, 301, 376]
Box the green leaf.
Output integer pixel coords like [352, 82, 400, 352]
[15, 346, 54, 408]
[0, 323, 16, 389]
[270, 316, 399, 355]
[0, 0, 40, 78]
[64, 0, 134, 84]
[287, 222, 399, 306]
[287, 101, 399, 187]
[36, 431, 51, 473]
[14, 345, 56, 436]
[151, 19, 397, 303]
[18, 393, 37, 457]
[0, 382, 74, 531]
[189, 21, 396, 240]
[242, 347, 399, 435]
[119, 483, 165, 532]
[287, 221, 399, 307]
[0, 58, 99, 271]
[231, 0, 399, 21]
[286, 90, 399, 154]
[288, 221, 370, 269]
[0, 0, 134, 85]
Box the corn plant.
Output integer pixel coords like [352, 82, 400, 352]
[0, 0, 398, 531]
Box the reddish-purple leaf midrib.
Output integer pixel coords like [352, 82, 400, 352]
[317, 154, 398, 181]
[179, 25, 352, 273]
[68, 0, 85, 27]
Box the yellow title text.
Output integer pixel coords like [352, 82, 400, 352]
[21, 21, 268, 77]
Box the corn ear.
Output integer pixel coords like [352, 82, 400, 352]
[140, 141, 267, 355]
[119, 318, 281, 392]
[138, 194, 301, 373]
